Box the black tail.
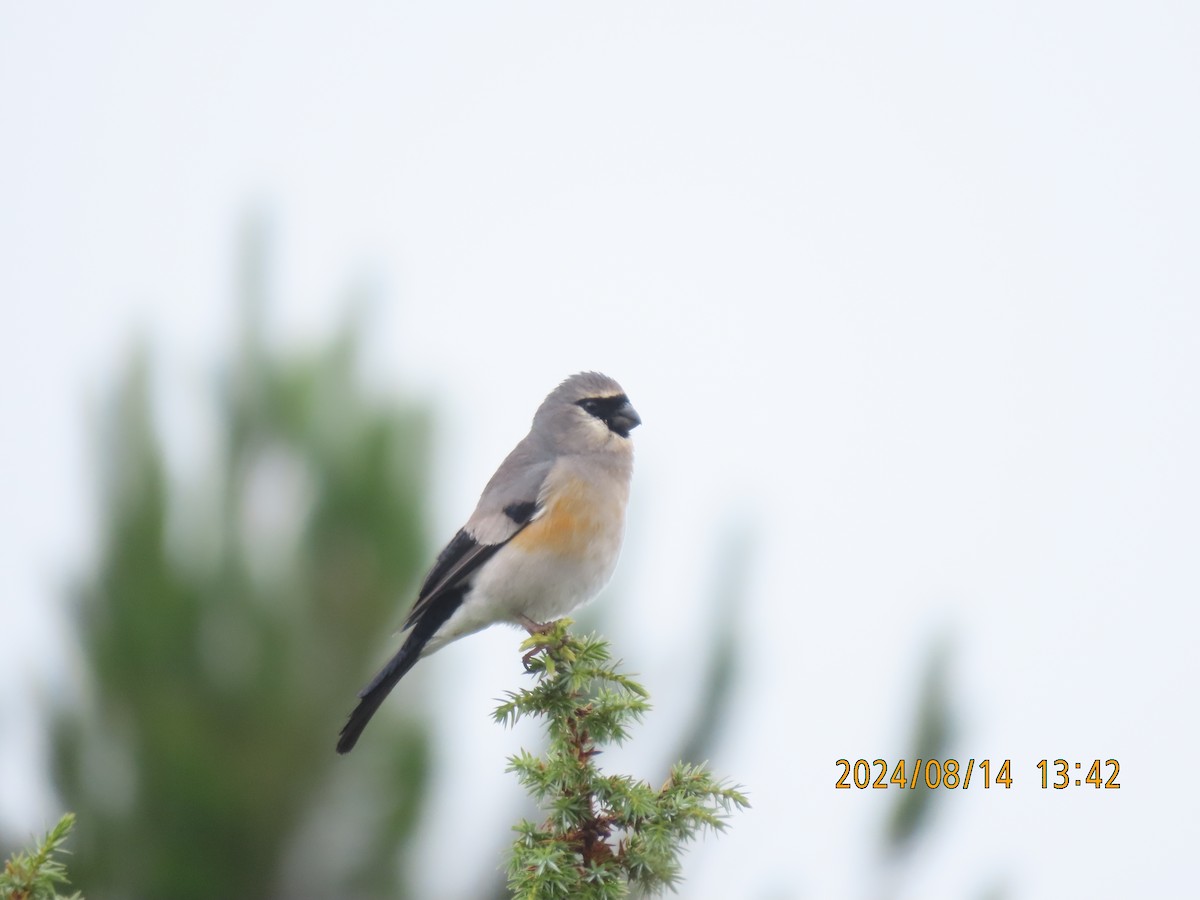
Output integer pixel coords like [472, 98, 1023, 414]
[336, 642, 421, 754]
[336, 585, 465, 754]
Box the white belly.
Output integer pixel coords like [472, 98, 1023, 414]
[424, 474, 629, 654]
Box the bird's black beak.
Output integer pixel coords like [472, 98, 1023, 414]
[609, 401, 641, 438]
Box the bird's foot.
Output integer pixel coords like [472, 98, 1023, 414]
[518, 616, 565, 669]
[520, 615, 565, 635]
[521, 646, 542, 669]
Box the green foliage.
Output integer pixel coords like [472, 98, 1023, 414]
[671, 526, 749, 769]
[495, 621, 749, 898]
[884, 636, 954, 855]
[871, 635, 1006, 900]
[51, 225, 435, 899]
[0, 814, 81, 900]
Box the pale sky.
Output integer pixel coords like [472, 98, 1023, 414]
[2, 3, 1198, 897]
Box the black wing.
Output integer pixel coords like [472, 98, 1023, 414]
[336, 503, 541, 754]
[403, 500, 541, 629]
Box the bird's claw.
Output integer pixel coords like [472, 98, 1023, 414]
[522, 646, 544, 669]
[519, 617, 564, 669]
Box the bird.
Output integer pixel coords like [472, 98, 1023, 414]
[337, 372, 641, 754]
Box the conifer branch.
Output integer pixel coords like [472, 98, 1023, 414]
[0, 813, 82, 900]
[495, 620, 748, 898]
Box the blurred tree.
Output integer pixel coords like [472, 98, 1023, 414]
[51, 223, 435, 899]
[883, 636, 954, 857]
[878, 636, 1009, 900]
[671, 525, 750, 769]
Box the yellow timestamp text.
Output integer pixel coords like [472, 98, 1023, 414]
[835, 758, 1122, 790]
[835, 758, 1013, 789]
[1037, 758, 1121, 789]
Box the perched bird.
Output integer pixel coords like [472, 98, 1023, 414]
[337, 372, 641, 754]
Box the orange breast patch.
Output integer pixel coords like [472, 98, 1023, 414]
[509, 481, 601, 557]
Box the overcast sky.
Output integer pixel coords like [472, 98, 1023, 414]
[2, 3, 1198, 897]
